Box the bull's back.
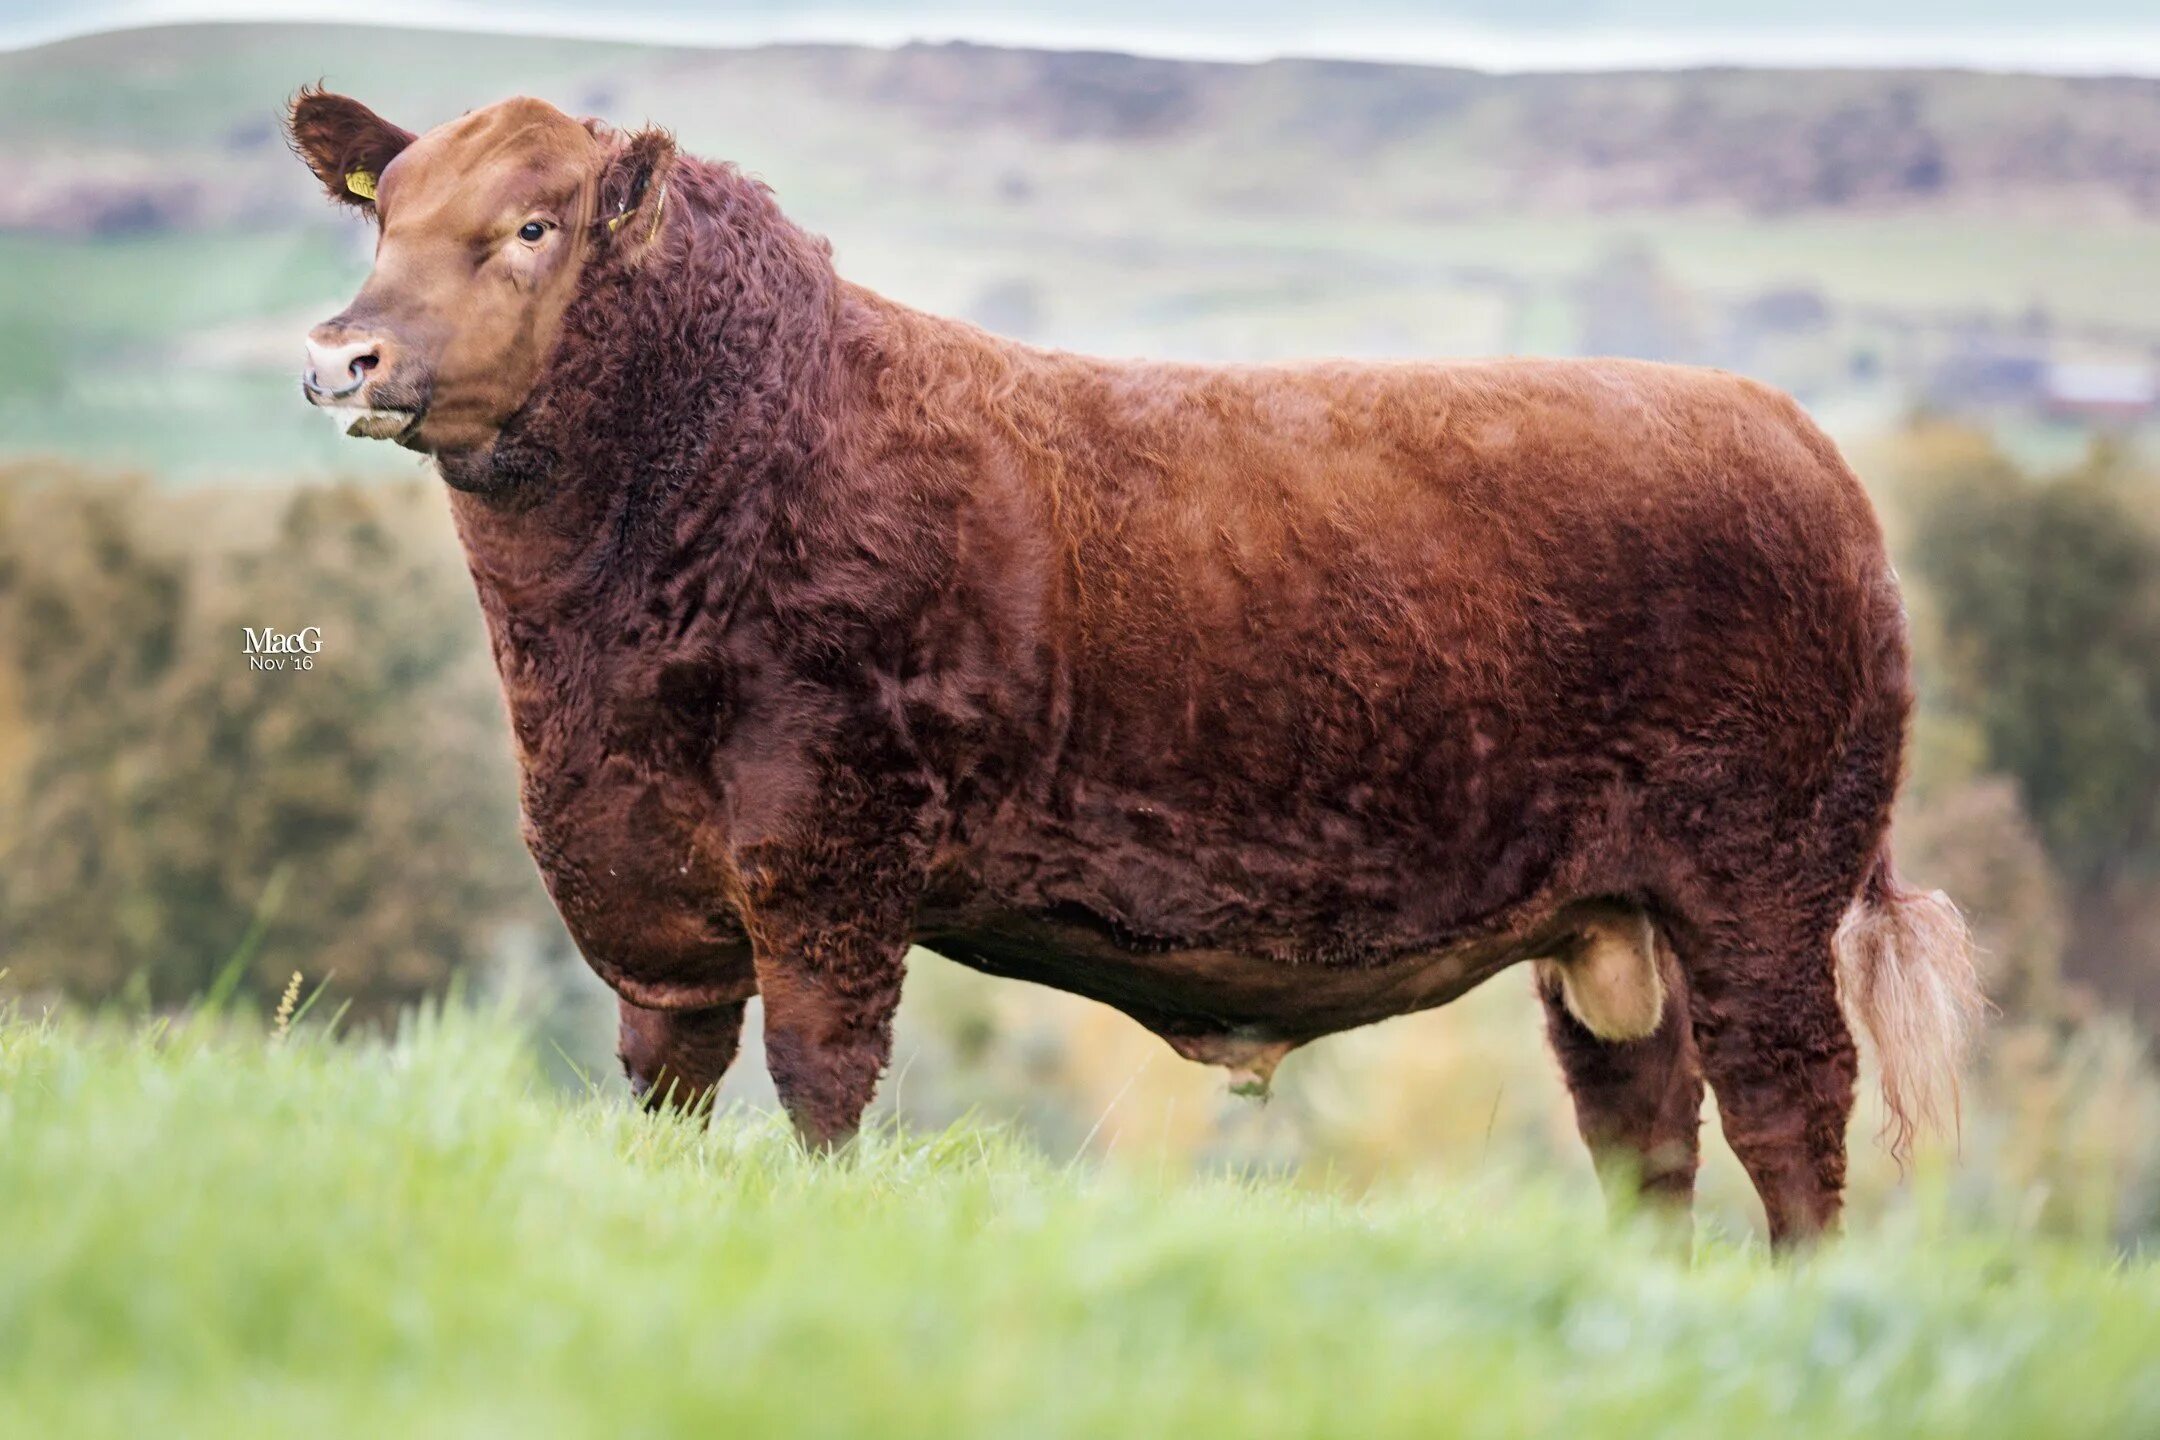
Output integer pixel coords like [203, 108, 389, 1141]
[1013, 351, 1892, 811]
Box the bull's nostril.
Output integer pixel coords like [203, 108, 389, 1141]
[304, 336, 385, 402]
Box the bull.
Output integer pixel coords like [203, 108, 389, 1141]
[289, 91, 1981, 1245]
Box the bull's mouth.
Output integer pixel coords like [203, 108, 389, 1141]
[324, 405, 421, 441]
[304, 387, 425, 446]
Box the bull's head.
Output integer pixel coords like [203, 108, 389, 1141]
[287, 90, 672, 473]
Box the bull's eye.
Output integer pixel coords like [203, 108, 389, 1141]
[517, 220, 550, 244]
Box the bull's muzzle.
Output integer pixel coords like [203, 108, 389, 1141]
[302, 325, 422, 442]
[302, 333, 382, 402]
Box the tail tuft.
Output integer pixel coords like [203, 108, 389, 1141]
[1834, 850, 1986, 1164]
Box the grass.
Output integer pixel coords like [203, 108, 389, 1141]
[1, 1003, 2157, 1437]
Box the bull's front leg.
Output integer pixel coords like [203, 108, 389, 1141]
[617, 997, 747, 1113]
[733, 731, 939, 1149]
[738, 797, 930, 1149]
[749, 906, 910, 1151]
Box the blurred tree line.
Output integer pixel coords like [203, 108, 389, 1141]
[0, 465, 561, 1014]
[1884, 428, 2160, 1022]
[1867, 426, 2160, 1239]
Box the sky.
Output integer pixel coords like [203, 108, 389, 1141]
[9, 0, 2160, 73]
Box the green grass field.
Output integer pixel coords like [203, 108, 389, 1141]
[3, 1002, 2157, 1438]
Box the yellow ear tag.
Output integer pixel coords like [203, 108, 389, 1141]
[606, 180, 666, 240]
[344, 169, 377, 201]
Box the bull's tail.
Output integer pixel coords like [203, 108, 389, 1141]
[1833, 843, 1986, 1163]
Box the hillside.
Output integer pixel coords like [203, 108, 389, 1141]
[3, 24, 2159, 476]
[9, 24, 2160, 235]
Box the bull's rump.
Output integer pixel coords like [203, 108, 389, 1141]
[952, 348, 1901, 965]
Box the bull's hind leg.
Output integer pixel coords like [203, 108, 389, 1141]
[1541, 943, 1705, 1219]
[1670, 908, 1858, 1248]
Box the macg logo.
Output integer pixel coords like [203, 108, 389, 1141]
[242, 626, 323, 672]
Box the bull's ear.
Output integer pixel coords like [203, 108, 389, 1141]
[593, 127, 676, 257]
[286, 86, 415, 213]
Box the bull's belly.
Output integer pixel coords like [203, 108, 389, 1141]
[906, 770, 1622, 1076]
[913, 894, 1603, 1048]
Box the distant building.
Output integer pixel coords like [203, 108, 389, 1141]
[2041, 362, 2160, 424]
[1921, 351, 2160, 424]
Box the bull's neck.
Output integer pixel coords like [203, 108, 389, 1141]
[444, 158, 844, 639]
